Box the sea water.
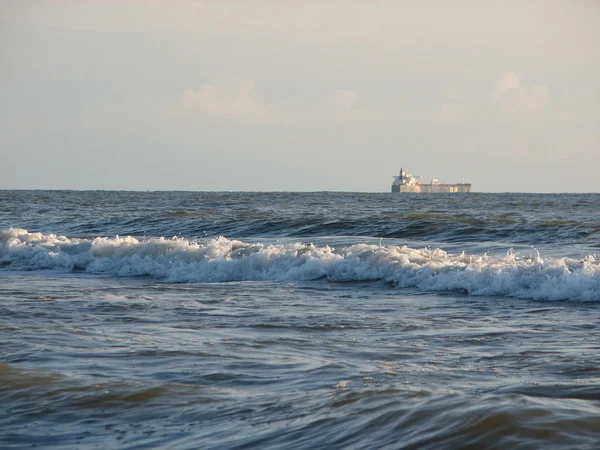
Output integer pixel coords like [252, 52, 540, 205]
[1, 191, 599, 449]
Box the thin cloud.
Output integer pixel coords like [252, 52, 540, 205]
[331, 89, 357, 119]
[170, 78, 279, 126]
[317, 89, 377, 122]
[490, 73, 551, 114]
[433, 103, 465, 124]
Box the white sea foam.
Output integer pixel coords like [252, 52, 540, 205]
[1, 228, 598, 301]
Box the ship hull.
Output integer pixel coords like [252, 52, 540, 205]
[391, 184, 471, 193]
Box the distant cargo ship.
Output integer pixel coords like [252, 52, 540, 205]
[392, 167, 471, 193]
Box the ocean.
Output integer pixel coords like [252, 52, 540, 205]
[1, 190, 599, 449]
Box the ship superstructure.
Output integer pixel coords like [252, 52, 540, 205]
[392, 167, 471, 193]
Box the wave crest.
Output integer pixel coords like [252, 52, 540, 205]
[1, 228, 598, 301]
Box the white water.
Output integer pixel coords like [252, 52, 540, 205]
[1, 228, 598, 301]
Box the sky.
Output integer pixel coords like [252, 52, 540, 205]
[0, 0, 598, 192]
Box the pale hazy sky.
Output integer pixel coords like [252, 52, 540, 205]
[1, 0, 598, 192]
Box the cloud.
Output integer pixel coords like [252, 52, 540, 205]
[171, 78, 278, 126]
[433, 103, 465, 124]
[333, 89, 357, 112]
[490, 72, 521, 102]
[319, 89, 368, 121]
[432, 93, 465, 124]
[558, 110, 574, 122]
[171, 84, 370, 126]
[490, 73, 551, 114]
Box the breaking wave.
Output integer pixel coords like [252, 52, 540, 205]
[1, 228, 598, 301]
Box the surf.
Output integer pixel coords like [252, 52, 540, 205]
[2, 228, 598, 301]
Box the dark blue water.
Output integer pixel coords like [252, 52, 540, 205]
[2, 191, 598, 250]
[1, 191, 599, 449]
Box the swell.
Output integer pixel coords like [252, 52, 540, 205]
[2, 363, 598, 450]
[309, 388, 600, 450]
[44, 214, 600, 246]
[1, 228, 598, 301]
[3, 192, 598, 247]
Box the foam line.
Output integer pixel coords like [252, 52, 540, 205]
[1, 228, 598, 301]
